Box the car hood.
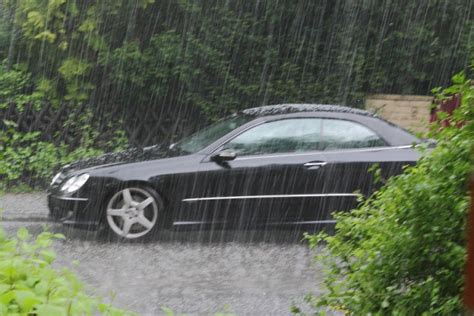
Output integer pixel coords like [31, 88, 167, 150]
[60, 144, 170, 174]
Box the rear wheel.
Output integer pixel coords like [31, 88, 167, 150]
[103, 186, 162, 240]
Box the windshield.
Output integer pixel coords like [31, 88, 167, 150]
[172, 114, 253, 154]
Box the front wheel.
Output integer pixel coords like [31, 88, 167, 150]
[103, 186, 162, 240]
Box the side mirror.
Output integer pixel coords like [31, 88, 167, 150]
[211, 149, 237, 163]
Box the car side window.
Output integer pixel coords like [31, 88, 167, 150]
[223, 118, 324, 155]
[222, 117, 386, 156]
[320, 119, 386, 150]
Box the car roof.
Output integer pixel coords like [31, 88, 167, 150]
[241, 103, 375, 117]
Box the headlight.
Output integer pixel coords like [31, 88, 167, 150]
[51, 172, 62, 185]
[60, 176, 77, 192]
[60, 174, 90, 193]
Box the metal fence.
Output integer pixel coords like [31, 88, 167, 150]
[0, 102, 201, 148]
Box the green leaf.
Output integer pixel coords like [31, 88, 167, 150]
[15, 290, 41, 312]
[35, 304, 66, 316]
[0, 291, 15, 305]
[0, 284, 10, 294]
[17, 227, 30, 241]
[39, 250, 56, 264]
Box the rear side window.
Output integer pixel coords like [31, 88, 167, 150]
[223, 118, 386, 155]
[321, 119, 386, 150]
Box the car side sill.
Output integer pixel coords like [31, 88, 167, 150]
[182, 193, 358, 202]
[50, 195, 89, 201]
[172, 220, 337, 225]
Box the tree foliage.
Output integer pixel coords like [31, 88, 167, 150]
[0, 0, 472, 145]
[0, 0, 472, 187]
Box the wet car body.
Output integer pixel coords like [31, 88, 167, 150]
[48, 104, 422, 236]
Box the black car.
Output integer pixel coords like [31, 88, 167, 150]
[48, 104, 422, 240]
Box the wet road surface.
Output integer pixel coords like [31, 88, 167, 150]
[0, 193, 324, 315]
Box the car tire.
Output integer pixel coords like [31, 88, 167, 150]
[99, 186, 163, 242]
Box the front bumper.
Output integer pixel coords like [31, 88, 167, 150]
[47, 194, 102, 230]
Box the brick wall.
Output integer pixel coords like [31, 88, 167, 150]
[365, 94, 433, 133]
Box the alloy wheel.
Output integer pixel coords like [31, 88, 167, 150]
[106, 187, 158, 239]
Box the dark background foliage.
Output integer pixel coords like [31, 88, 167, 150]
[0, 0, 472, 147]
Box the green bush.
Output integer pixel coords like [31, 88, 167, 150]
[0, 64, 128, 189]
[0, 226, 129, 315]
[305, 73, 473, 314]
[0, 124, 130, 189]
[0, 120, 108, 188]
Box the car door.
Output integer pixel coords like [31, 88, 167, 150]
[294, 118, 421, 224]
[180, 117, 333, 228]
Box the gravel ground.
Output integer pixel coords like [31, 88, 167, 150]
[0, 192, 326, 315]
[0, 192, 49, 220]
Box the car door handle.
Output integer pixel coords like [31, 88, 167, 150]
[303, 161, 327, 169]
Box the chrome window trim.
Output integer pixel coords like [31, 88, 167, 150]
[230, 144, 415, 161]
[182, 193, 358, 202]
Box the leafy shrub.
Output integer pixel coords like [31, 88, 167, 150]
[0, 63, 128, 189]
[306, 73, 473, 314]
[0, 226, 129, 315]
[0, 119, 127, 189]
[0, 121, 99, 188]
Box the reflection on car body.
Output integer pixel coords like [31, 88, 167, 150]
[48, 104, 423, 240]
